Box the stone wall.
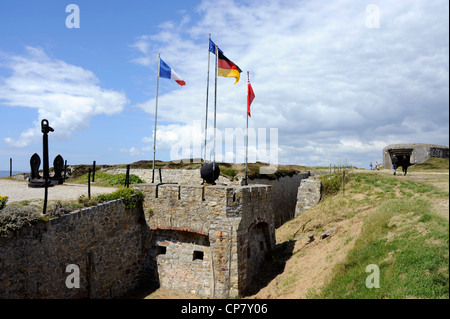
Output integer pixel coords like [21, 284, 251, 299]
[109, 167, 310, 228]
[134, 183, 274, 298]
[1, 169, 310, 299]
[0, 198, 147, 299]
[105, 168, 230, 185]
[247, 172, 310, 227]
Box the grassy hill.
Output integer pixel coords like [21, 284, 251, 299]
[245, 159, 449, 299]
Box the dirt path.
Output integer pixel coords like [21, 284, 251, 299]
[384, 169, 449, 219]
[0, 178, 118, 203]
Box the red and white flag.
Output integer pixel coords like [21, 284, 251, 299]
[247, 76, 255, 117]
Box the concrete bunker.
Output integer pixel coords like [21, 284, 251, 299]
[383, 143, 449, 168]
[387, 148, 413, 170]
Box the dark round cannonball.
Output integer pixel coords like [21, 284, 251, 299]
[200, 162, 220, 184]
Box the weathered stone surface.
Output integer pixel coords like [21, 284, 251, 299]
[0, 197, 147, 299]
[294, 179, 322, 216]
[320, 227, 336, 239]
[107, 168, 310, 228]
[105, 168, 231, 185]
[247, 172, 310, 227]
[2, 174, 311, 299]
[134, 183, 274, 298]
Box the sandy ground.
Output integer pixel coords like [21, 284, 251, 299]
[0, 178, 118, 203]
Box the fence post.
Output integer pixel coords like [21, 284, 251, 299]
[342, 170, 346, 196]
[92, 161, 96, 182]
[88, 168, 91, 199]
[125, 164, 130, 188]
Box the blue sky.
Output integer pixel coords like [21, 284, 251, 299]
[1, 0, 449, 171]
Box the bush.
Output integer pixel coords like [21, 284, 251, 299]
[96, 188, 144, 210]
[319, 173, 348, 197]
[0, 206, 41, 237]
[221, 168, 238, 180]
[0, 196, 8, 210]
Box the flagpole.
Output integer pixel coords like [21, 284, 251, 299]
[204, 34, 211, 163]
[152, 53, 160, 183]
[213, 45, 218, 172]
[245, 71, 249, 185]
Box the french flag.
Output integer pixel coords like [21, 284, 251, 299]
[159, 58, 186, 86]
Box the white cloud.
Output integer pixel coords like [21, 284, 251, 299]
[131, 0, 448, 166]
[0, 46, 129, 147]
[119, 147, 142, 156]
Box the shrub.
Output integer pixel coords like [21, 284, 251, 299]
[0, 206, 41, 237]
[77, 194, 99, 207]
[0, 196, 8, 210]
[319, 173, 348, 197]
[96, 188, 144, 210]
[221, 168, 237, 180]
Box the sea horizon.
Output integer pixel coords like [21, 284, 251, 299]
[0, 171, 24, 178]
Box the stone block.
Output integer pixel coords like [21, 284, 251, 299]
[295, 179, 322, 216]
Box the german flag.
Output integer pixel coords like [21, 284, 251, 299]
[217, 51, 242, 84]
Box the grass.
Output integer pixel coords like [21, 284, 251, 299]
[76, 187, 144, 210]
[74, 172, 144, 187]
[409, 157, 449, 171]
[315, 197, 448, 298]
[273, 168, 449, 299]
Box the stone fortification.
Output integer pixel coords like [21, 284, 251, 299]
[134, 183, 274, 298]
[105, 168, 230, 185]
[108, 168, 310, 228]
[0, 198, 147, 299]
[383, 143, 449, 168]
[247, 172, 310, 227]
[1, 169, 312, 299]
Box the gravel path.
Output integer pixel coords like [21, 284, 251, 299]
[0, 179, 118, 203]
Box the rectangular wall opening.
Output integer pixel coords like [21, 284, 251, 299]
[193, 250, 204, 261]
[156, 245, 167, 255]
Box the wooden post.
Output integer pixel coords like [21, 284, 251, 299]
[125, 164, 130, 188]
[92, 161, 96, 182]
[342, 170, 346, 196]
[88, 168, 91, 199]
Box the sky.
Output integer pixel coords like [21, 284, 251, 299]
[0, 0, 448, 172]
